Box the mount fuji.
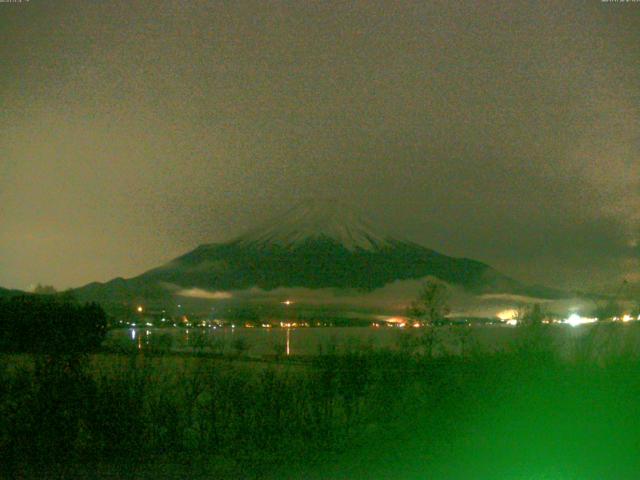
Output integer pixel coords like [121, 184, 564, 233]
[74, 200, 563, 308]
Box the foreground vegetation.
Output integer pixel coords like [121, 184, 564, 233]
[3, 294, 640, 478]
[2, 323, 640, 478]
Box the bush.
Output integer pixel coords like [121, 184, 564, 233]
[0, 295, 107, 354]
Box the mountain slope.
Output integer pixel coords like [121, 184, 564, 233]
[73, 200, 564, 305]
[0, 286, 24, 299]
[235, 200, 391, 251]
[140, 238, 506, 291]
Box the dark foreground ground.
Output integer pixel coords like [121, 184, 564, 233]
[3, 325, 640, 479]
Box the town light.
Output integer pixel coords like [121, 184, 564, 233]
[564, 314, 597, 327]
[497, 309, 518, 322]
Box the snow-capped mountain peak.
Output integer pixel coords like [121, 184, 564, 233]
[235, 199, 393, 251]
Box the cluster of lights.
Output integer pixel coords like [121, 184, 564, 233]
[563, 313, 640, 327]
[279, 321, 309, 328]
[126, 302, 640, 332]
[383, 316, 410, 327]
[497, 309, 519, 322]
[497, 309, 640, 328]
[371, 321, 407, 328]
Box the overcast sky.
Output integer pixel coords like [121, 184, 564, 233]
[1, 0, 638, 291]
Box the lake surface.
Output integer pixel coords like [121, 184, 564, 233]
[105, 323, 640, 360]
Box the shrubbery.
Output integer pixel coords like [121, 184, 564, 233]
[0, 295, 106, 354]
[4, 307, 640, 478]
[4, 346, 640, 479]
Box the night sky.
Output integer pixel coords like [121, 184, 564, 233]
[1, 1, 638, 291]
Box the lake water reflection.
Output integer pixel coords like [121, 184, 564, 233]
[104, 323, 640, 359]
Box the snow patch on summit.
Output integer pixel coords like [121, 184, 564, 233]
[235, 200, 393, 251]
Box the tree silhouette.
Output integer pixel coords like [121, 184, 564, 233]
[407, 279, 450, 326]
[594, 298, 621, 321]
[518, 303, 545, 327]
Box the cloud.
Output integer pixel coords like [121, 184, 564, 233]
[0, 1, 638, 291]
[177, 288, 233, 300]
[480, 293, 547, 304]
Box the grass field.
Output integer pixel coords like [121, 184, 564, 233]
[3, 323, 640, 479]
